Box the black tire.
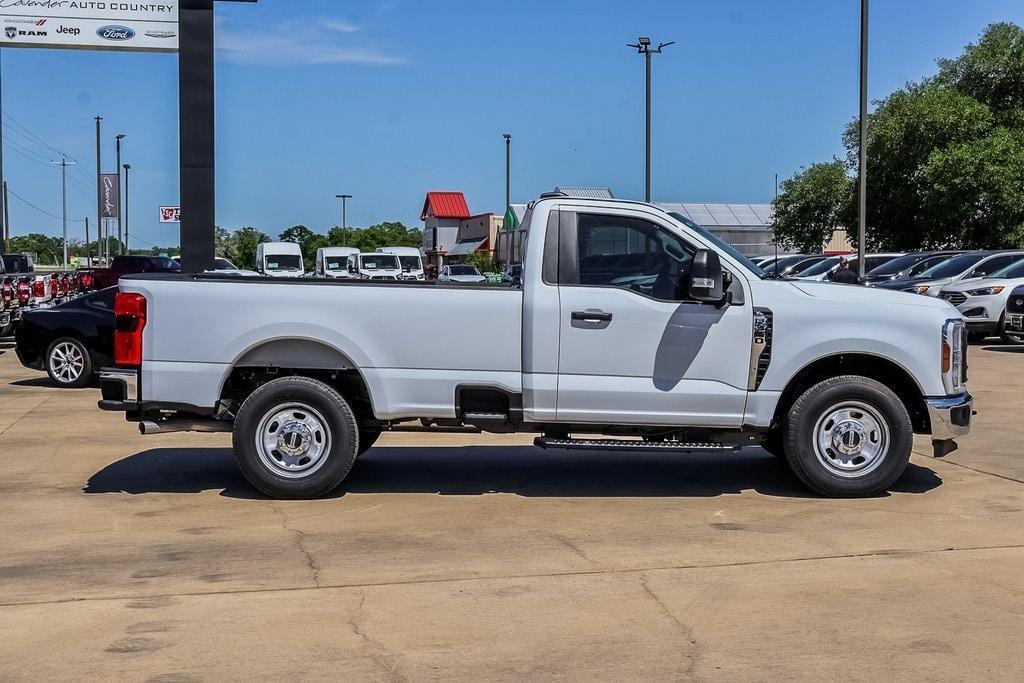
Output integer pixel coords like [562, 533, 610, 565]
[783, 375, 912, 497]
[45, 337, 93, 388]
[358, 427, 382, 455]
[233, 376, 360, 499]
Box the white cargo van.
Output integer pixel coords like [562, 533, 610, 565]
[376, 246, 424, 280]
[347, 252, 403, 280]
[315, 247, 359, 278]
[256, 242, 304, 278]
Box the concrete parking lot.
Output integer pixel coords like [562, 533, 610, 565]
[0, 344, 1022, 680]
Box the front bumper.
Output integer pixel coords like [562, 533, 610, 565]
[1005, 313, 1024, 342]
[0, 311, 9, 329]
[926, 393, 973, 441]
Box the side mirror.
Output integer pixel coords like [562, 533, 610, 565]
[689, 249, 725, 304]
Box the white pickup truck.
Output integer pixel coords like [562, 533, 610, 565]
[98, 195, 972, 499]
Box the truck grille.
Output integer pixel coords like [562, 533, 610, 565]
[942, 292, 967, 306]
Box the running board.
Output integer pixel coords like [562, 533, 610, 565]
[534, 437, 738, 452]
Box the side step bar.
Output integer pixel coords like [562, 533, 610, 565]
[534, 436, 738, 452]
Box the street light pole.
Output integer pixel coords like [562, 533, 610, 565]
[51, 157, 76, 269]
[123, 164, 131, 253]
[335, 194, 352, 245]
[858, 0, 869, 278]
[503, 133, 511, 211]
[628, 37, 673, 203]
[115, 134, 125, 254]
[94, 116, 103, 262]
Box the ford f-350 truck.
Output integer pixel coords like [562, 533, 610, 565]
[98, 195, 972, 499]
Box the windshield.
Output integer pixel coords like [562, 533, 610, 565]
[668, 213, 766, 278]
[397, 255, 422, 271]
[799, 256, 842, 276]
[360, 255, 399, 270]
[325, 257, 347, 271]
[214, 258, 236, 270]
[867, 253, 926, 276]
[762, 254, 807, 273]
[990, 258, 1024, 279]
[449, 265, 479, 276]
[786, 256, 827, 275]
[151, 257, 181, 271]
[918, 252, 988, 279]
[265, 254, 302, 271]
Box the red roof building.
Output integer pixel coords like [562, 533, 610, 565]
[421, 192, 471, 221]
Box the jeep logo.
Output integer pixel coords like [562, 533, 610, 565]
[57, 25, 81, 37]
[97, 25, 135, 41]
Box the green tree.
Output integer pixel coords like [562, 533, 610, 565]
[465, 251, 498, 274]
[228, 227, 270, 270]
[8, 233, 64, 265]
[780, 22, 1024, 251]
[326, 222, 422, 253]
[771, 161, 853, 253]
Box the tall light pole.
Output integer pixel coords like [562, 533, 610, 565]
[336, 194, 352, 245]
[123, 164, 131, 254]
[503, 133, 511, 211]
[51, 157, 76, 269]
[0, 48, 6, 252]
[857, 0, 869, 278]
[115, 134, 126, 254]
[94, 116, 103, 262]
[628, 36, 673, 203]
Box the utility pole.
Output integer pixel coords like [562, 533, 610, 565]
[85, 216, 90, 264]
[628, 37, 673, 203]
[51, 157, 76, 269]
[123, 164, 131, 253]
[858, 0, 869, 278]
[336, 194, 351, 244]
[115, 134, 126, 254]
[774, 172, 779, 266]
[94, 116, 103, 262]
[503, 133, 511, 211]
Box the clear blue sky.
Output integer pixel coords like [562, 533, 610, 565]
[3, 0, 1024, 249]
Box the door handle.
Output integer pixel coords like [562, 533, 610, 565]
[571, 310, 613, 322]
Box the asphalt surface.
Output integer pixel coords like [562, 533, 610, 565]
[0, 343, 1022, 680]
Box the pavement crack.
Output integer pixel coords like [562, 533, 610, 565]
[640, 572, 700, 678]
[271, 504, 321, 589]
[0, 390, 59, 436]
[346, 589, 407, 682]
[549, 533, 602, 568]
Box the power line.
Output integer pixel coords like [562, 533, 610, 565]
[7, 186, 85, 223]
[2, 112, 72, 160]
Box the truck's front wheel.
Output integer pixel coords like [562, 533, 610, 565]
[783, 376, 912, 497]
[233, 376, 359, 499]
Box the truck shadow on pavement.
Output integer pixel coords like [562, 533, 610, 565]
[84, 446, 942, 500]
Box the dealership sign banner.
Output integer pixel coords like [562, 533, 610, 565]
[100, 172, 119, 218]
[0, 2, 178, 52]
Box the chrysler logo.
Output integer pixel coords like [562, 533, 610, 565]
[97, 25, 135, 41]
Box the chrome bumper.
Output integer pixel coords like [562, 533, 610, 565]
[926, 393, 973, 441]
[98, 367, 139, 411]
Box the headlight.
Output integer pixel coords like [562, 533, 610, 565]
[941, 319, 966, 393]
[965, 286, 1004, 296]
[905, 285, 929, 294]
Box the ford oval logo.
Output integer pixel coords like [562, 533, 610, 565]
[97, 25, 135, 41]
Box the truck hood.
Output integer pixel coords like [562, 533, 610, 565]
[789, 279, 957, 311]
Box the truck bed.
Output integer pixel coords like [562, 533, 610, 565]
[119, 273, 524, 419]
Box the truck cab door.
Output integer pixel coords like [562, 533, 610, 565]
[553, 208, 753, 427]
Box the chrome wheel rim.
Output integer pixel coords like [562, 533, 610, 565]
[255, 402, 331, 478]
[812, 400, 889, 478]
[49, 341, 84, 384]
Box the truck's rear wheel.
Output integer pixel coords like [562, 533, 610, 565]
[233, 376, 359, 499]
[783, 375, 912, 497]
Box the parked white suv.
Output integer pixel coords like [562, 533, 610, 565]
[938, 256, 1024, 340]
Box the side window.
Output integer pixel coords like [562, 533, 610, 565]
[971, 255, 1014, 277]
[575, 213, 696, 302]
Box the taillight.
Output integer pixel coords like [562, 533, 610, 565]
[17, 279, 30, 305]
[33, 279, 45, 299]
[0, 280, 11, 308]
[114, 291, 147, 367]
[50, 276, 59, 298]
[81, 272, 94, 290]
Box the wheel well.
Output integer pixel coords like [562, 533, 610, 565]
[774, 354, 930, 434]
[219, 340, 374, 424]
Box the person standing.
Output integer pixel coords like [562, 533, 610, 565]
[831, 257, 860, 284]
